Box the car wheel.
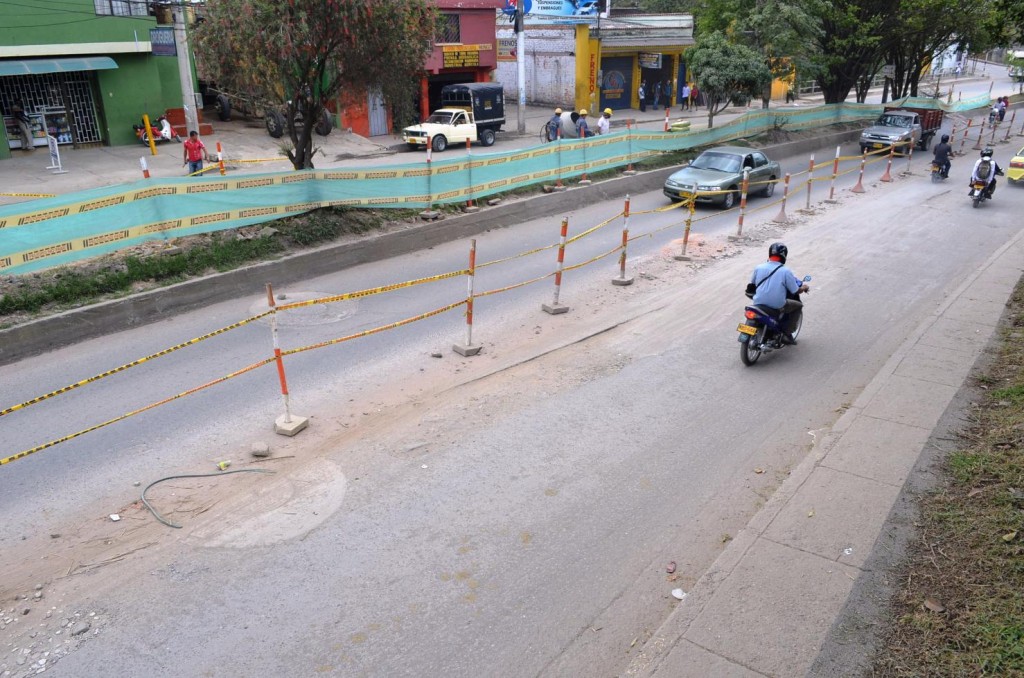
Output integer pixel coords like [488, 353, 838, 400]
[431, 135, 448, 152]
[215, 94, 231, 122]
[721, 188, 738, 210]
[314, 109, 332, 136]
[762, 176, 776, 197]
[265, 110, 285, 138]
[480, 128, 495, 147]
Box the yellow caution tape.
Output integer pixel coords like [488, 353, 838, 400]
[0, 192, 57, 198]
[282, 300, 467, 356]
[0, 357, 274, 466]
[276, 270, 467, 311]
[475, 271, 554, 298]
[0, 310, 273, 419]
[563, 243, 622, 273]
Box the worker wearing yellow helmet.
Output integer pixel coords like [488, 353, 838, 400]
[547, 107, 563, 142]
[597, 108, 612, 135]
[576, 109, 594, 138]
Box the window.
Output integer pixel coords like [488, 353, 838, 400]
[94, 0, 149, 17]
[437, 14, 460, 44]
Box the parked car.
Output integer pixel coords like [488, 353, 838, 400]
[663, 146, 781, 209]
[1008, 145, 1024, 185]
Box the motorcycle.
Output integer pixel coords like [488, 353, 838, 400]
[969, 180, 990, 208]
[133, 115, 179, 144]
[737, 276, 811, 366]
[930, 161, 948, 182]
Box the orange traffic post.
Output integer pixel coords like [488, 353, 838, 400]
[880, 146, 894, 182]
[266, 283, 308, 436]
[973, 119, 985, 150]
[542, 217, 571, 315]
[957, 119, 972, 155]
[773, 173, 791, 223]
[989, 119, 998, 145]
[663, 108, 669, 132]
[464, 137, 479, 213]
[729, 170, 750, 241]
[420, 136, 440, 220]
[850, 150, 867, 193]
[623, 121, 637, 175]
[579, 134, 591, 185]
[216, 141, 226, 176]
[453, 239, 481, 356]
[804, 154, 815, 208]
[612, 195, 634, 286]
[827, 145, 840, 201]
[139, 157, 151, 179]
[1004, 111, 1016, 142]
[905, 139, 913, 174]
[673, 198, 696, 261]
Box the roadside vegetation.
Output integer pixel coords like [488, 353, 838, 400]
[873, 279, 1024, 676]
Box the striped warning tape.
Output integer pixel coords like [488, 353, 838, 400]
[475, 271, 554, 299]
[0, 310, 273, 419]
[563, 243, 622, 273]
[566, 212, 622, 246]
[282, 299, 467, 356]
[0, 192, 57, 198]
[276, 270, 467, 311]
[0, 356, 275, 466]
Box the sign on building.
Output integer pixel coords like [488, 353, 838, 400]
[498, 38, 517, 62]
[639, 53, 662, 69]
[150, 27, 176, 57]
[528, 0, 599, 16]
[442, 44, 492, 69]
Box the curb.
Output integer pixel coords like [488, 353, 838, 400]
[0, 128, 860, 367]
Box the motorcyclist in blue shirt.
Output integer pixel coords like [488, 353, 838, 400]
[749, 242, 808, 344]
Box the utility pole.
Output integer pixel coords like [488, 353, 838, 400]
[516, 0, 526, 135]
[172, 5, 200, 135]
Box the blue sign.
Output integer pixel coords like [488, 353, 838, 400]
[150, 27, 176, 57]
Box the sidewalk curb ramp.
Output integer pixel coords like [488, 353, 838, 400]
[0, 129, 861, 367]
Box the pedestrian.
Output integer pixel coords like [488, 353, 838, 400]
[576, 109, 594, 138]
[998, 97, 1007, 122]
[597, 108, 612, 135]
[182, 130, 210, 176]
[11, 99, 34, 151]
[691, 83, 701, 108]
[680, 82, 690, 111]
[547, 107, 563, 142]
[638, 82, 646, 112]
[664, 81, 672, 109]
[652, 81, 661, 110]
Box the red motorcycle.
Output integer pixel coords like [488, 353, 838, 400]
[133, 115, 180, 144]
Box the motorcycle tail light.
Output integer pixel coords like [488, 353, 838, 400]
[744, 310, 758, 320]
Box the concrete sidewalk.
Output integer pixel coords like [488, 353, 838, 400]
[625, 230, 1024, 677]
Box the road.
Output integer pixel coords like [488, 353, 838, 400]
[1, 126, 1023, 676]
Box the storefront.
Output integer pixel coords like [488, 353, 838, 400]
[1, 58, 112, 152]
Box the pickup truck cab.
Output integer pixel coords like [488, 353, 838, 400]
[403, 82, 505, 152]
[860, 107, 943, 155]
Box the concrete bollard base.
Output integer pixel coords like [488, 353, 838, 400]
[463, 205, 480, 213]
[621, 169, 637, 176]
[419, 210, 441, 220]
[577, 179, 592, 185]
[727, 234, 747, 242]
[611, 276, 635, 286]
[542, 302, 570, 315]
[275, 413, 309, 437]
[452, 343, 482, 356]
[673, 254, 692, 261]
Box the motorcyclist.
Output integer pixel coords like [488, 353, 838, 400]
[969, 147, 1003, 198]
[547, 107, 562, 142]
[749, 242, 808, 345]
[931, 133, 951, 178]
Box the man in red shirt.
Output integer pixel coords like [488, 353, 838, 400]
[183, 131, 210, 176]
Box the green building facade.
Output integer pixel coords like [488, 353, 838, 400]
[0, 0, 187, 160]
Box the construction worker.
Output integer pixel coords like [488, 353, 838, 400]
[547, 107, 563, 142]
[597, 108, 612, 135]
[576, 109, 594, 138]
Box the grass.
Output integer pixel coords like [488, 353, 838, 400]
[872, 280, 1024, 676]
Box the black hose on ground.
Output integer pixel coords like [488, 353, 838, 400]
[141, 469, 276, 528]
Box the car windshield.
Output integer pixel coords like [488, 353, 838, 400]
[690, 152, 742, 173]
[426, 112, 453, 124]
[878, 114, 912, 127]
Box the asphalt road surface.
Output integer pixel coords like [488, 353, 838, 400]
[1, 132, 1022, 676]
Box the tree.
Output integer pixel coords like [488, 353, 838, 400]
[686, 32, 771, 127]
[731, 0, 820, 108]
[195, 0, 435, 170]
[806, 0, 890, 103]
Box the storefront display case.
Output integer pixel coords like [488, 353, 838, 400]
[4, 108, 72, 149]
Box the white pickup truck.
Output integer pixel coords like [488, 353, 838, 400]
[402, 83, 505, 152]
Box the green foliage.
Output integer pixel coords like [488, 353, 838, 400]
[194, 0, 436, 170]
[686, 32, 771, 127]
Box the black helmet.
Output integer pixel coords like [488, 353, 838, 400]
[941, 134, 949, 143]
[982, 147, 993, 158]
[768, 242, 788, 264]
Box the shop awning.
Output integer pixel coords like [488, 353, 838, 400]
[0, 57, 118, 77]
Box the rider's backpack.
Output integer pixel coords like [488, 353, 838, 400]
[977, 159, 992, 181]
